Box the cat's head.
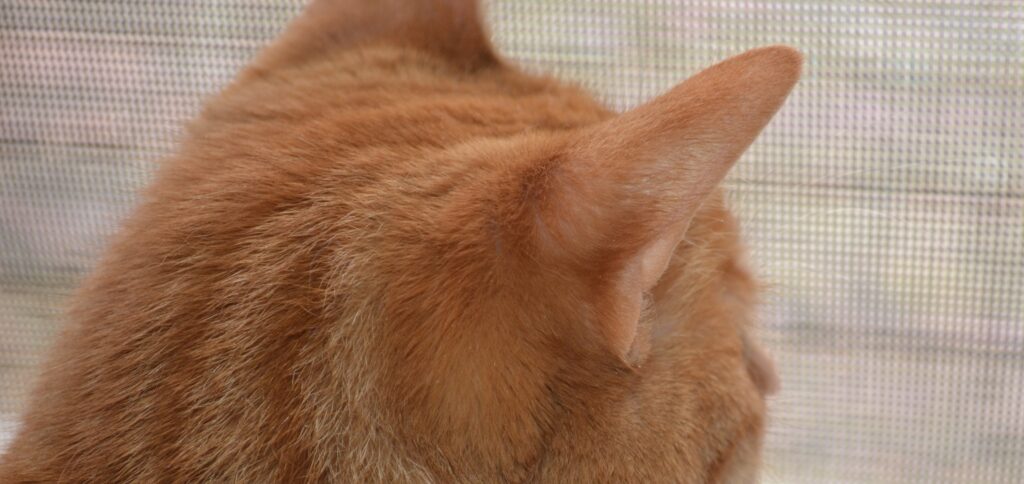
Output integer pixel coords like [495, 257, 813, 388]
[266, 1, 800, 481]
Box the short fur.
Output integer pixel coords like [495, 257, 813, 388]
[0, 1, 800, 482]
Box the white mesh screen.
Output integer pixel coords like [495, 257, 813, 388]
[2, 1, 1022, 482]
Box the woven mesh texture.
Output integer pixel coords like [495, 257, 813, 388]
[2, 1, 1023, 482]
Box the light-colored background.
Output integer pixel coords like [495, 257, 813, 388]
[2, 1, 1022, 482]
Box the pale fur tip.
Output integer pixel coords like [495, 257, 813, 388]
[751, 44, 804, 82]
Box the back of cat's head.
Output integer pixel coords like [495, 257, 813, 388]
[234, 0, 799, 481]
[0, 1, 799, 482]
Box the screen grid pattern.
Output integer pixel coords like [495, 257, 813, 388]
[1, 1, 1022, 482]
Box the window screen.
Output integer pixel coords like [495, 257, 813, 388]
[2, 1, 1022, 482]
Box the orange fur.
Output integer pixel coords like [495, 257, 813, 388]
[0, 1, 800, 482]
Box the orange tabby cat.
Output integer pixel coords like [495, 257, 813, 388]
[0, 0, 799, 482]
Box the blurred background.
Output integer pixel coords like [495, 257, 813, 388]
[1, 1, 1022, 482]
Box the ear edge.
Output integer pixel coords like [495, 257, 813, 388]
[550, 45, 803, 364]
[248, 0, 499, 75]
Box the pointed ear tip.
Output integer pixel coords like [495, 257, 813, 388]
[752, 45, 804, 82]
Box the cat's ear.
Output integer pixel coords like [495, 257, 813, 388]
[250, 0, 497, 74]
[544, 46, 802, 363]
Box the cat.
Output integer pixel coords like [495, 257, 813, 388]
[0, 0, 799, 482]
